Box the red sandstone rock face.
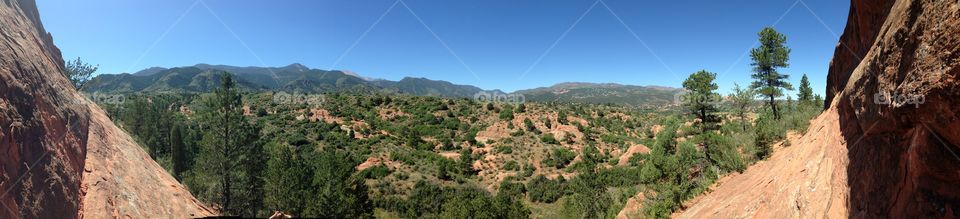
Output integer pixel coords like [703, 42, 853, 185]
[830, 0, 960, 217]
[681, 0, 960, 218]
[0, 0, 213, 218]
[824, 0, 895, 106]
[79, 103, 213, 218]
[0, 0, 88, 217]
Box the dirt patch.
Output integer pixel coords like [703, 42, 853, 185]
[617, 143, 651, 166]
[616, 193, 646, 219]
[356, 157, 382, 171]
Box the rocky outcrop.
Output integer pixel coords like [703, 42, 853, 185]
[823, 0, 895, 106]
[830, 0, 960, 217]
[676, 108, 849, 218]
[0, 0, 212, 218]
[680, 0, 960, 217]
[0, 0, 88, 217]
[79, 103, 213, 218]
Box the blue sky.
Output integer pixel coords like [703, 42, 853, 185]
[38, 0, 848, 96]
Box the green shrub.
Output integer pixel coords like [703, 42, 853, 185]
[496, 145, 513, 154]
[753, 112, 782, 160]
[526, 175, 567, 203]
[523, 118, 539, 134]
[696, 132, 746, 173]
[542, 148, 576, 169]
[560, 173, 612, 219]
[503, 160, 519, 171]
[540, 133, 559, 145]
[360, 164, 392, 179]
[520, 163, 535, 178]
[499, 106, 515, 120]
[390, 150, 416, 166]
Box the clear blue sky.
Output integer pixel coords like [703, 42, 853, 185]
[37, 0, 848, 96]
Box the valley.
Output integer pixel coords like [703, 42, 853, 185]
[2, 0, 957, 218]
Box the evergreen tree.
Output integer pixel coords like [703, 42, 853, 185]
[304, 148, 372, 218]
[170, 123, 187, 181]
[681, 70, 720, 131]
[64, 57, 98, 89]
[749, 27, 794, 120]
[263, 142, 312, 216]
[814, 94, 825, 107]
[195, 72, 263, 216]
[797, 74, 814, 104]
[729, 83, 755, 131]
[561, 173, 612, 218]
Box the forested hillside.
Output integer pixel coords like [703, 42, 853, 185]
[98, 67, 821, 217]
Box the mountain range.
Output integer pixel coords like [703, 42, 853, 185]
[83, 64, 683, 107]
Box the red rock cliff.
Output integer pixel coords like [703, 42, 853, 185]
[831, 0, 960, 217]
[0, 0, 212, 218]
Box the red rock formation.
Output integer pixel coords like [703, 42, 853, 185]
[0, 0, 213, 218]
[680, 0, 960, 217]
[0, 0, 88, 217]
[831, 0, 960, 217]
[824, 0, 895, 106]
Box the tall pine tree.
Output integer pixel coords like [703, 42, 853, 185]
[797, 74, 814, 104]
[749, 27, 793, 120]
[196, 72, 263, 216]
[682, 70, 720, 131]
[264, 141, 312, 216]
[170, 123, 186, 181]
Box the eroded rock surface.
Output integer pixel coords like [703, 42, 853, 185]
[0, 0, 213, 218]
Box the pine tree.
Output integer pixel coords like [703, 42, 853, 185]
[264, 142, 311, 216]
[64, 57, 98, 89]
[304, 147, 372, 218]
[814, 94, 825, 107]
[170, 123, 186, 181]
[749, 27, 794, 120]
[196, 72, 263, 216]
[682, 70, 720, 131]
[797, 74, 814, 104]
[729, 83, 755, 131]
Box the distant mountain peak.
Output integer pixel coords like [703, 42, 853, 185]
[283, 63, 308, 72]
[341, 70, 379, 81]
[132, 67, 169, 76]
[551, 82, 626, 89]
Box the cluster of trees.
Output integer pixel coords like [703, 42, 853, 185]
[113, 73, 372, 217]
[377, 180, 529, 218]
